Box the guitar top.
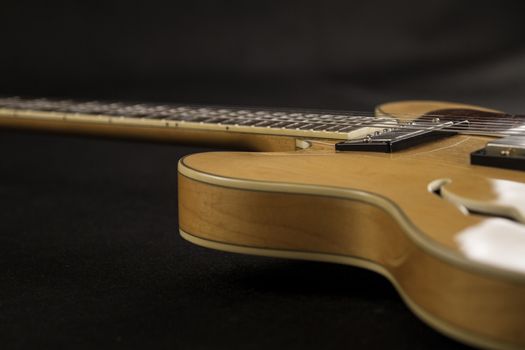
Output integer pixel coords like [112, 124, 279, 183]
[1, 97, 524, 349]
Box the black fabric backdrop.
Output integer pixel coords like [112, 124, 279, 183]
[1, 1, 525, 349]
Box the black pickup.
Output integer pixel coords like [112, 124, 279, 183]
[471, 136, 525, 171]
[336, 121, 460, 153]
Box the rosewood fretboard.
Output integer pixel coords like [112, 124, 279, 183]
[0, 97, 386, 140]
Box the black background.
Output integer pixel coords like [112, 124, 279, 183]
[2, 0, 525, 111]
[2, 1, 525, 349]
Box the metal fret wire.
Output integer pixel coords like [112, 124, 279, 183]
[0, 97, 524, 137]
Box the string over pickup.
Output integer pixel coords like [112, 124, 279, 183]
[335, 120, 463, 153]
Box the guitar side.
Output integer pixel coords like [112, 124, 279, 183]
[177, 104, 525, 350]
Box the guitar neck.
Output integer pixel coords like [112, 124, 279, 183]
[4, 97, 523, 153]
[0, 97, 387, 151]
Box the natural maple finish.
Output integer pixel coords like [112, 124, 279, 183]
[0, 115, 297, 151]
[179, 175, 525, 350]
[376, 100, 501, 119]
[2, 99, 524, 349]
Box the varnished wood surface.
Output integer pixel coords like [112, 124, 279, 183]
[0, 116, 298, 152]
[376, 100, 502, 119]
[2, 98, 524, 349]
[177, 101, 525, 350]
[178, 175, 525, 349]
[179, 134, 525, 252]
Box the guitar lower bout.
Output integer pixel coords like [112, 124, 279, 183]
[177, 149, 525, 350]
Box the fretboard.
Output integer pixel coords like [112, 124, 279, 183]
[0, 97, 389, 141]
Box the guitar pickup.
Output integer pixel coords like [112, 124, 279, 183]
[335, 121, 458, 153]
[471, 136, 525, 171]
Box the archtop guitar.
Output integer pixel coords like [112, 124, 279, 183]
[1, 97, 524, 350]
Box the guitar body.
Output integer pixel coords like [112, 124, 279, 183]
[1, 97, 524, 349]
[178, 102, 525, 350]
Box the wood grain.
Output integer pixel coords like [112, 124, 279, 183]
[2, 98, 524, 349]
[177, 100, 525, 349]
[178, 174, 525, 349]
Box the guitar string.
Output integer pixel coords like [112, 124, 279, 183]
[1, 97, 525, 136]
[3, 103, 523, 129]
[0, 97, 523, 127]
[4, 108, 525, 136]
[1, 105, 524, 133]
[0, 96, 519, 121]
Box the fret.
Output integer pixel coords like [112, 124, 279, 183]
[202, 117, 230, 124]
[236, 119, 261, 126]
[253, 120, 278, 127]
[297, 123, 319, 130]
[268, 121, 295, 128]
[219, 119, 242, 125]
[182, 115, 209, 122]
[339, 125, 361, 132]
[325, 124, 351, 132]
[284, 122, 309, 129]
[311, 124, 331, 131]
[144, 113, 171, 120]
